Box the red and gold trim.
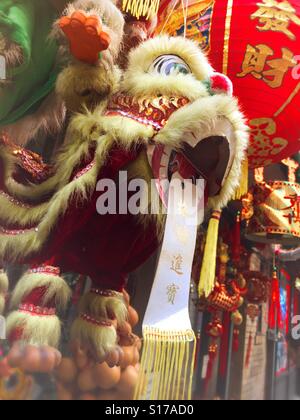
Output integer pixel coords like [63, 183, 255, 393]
[106, 94, 189, 131]
[18, 303, 56, 316]
[0, 190, 33, 208]
[80, 313, 113, 327]
[73, 160, 96, 181]
[29, 266, 61, 276]
[90, 288, 123, 298]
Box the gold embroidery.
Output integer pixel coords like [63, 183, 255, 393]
[166, 283, 180, 305]
[170, 254, 184, 276]
[237, 44, 296, 88]
[251, 0, 300, 40]
[249, 118, 288, 166]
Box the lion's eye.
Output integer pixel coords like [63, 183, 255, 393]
[149, 55, 191, 76]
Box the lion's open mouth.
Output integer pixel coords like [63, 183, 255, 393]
[182, 135, 231, 197]
[148, 119, 235, 207]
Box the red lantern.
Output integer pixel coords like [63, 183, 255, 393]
[156, 0, 300, 168]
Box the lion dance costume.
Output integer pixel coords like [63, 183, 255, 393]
[0, 1, 248, 400]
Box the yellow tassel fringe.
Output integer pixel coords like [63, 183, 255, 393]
[198, 210, 221, 298]
[134, 327, 196, 400]
[233, 158, 249, 200]
[122, 0, 160, 19]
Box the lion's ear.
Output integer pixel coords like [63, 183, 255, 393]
[210, 73, 233, 96]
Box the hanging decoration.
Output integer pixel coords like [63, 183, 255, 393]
[268, 266, 282, 330]
[197, 240, 246, 392]
[246, 159, 300, 245]
[243, 271, 270, 305]
[197, 242, 247, 314]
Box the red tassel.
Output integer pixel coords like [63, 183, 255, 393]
[286, 284, 291, 335]
[268, 268, 281, 330]
[232, 212, 241, 264]
[233, 328, 240, 353]
[245, 333, 253, 368]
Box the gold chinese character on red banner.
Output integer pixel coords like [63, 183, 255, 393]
[248, 118, 288, 167]
[237, 44, 296, 88]
[251, 0, 300, 40]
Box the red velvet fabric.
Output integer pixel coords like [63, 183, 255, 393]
[22, 145, 160, 291]
[22, 286, 55, 308]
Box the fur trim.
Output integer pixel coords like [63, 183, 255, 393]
[123, 73, 209, 104]
[0, 110, 108, 229]
[2, 98, 114, 204]
[96, 114, 155, 145]
[1, 41, 24, 68]
[55, 62, 121, 113]
[0, 133, 115, 262]
[0, 295, 5, 315]
[0, 195, 48, 227]
[79, 292, 127, 324]
[4, 122, 94, 201]
[2, 93, 66, 146]
[155, 94, 249, 210]
[71, 316, 117, 361]
[10, 272, 71, 310]
[6, 311, 61, 347]
[122, 35, 213, 101]
[0, 270, 9, 294]
[0, 270, 8, 313]
[0, 130, 94, 228]
[125, 150, 165, 236]
[0, 143, 18, 190]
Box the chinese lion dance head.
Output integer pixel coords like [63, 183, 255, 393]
[94, 35, 248, 209]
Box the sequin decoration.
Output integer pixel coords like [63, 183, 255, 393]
[106, 94, 189, 131]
